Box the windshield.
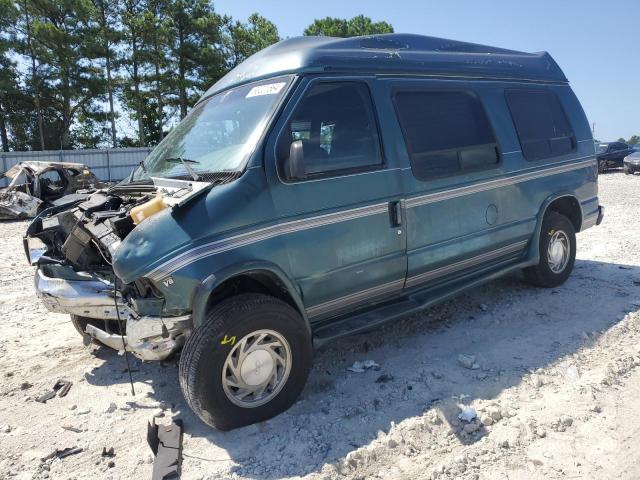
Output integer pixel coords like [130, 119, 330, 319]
[129, 76, 292, 182]
[597, 144, 608, 153]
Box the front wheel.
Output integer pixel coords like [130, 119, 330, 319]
[179, 293, 312, 430]
[524, 212, 576, 288]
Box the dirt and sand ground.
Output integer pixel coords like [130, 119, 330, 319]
[1, 171, 640, 480]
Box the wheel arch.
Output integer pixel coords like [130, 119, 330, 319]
[191, 261, 310, 335]
[527, 193, 583, 262]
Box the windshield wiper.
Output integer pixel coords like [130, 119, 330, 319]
[127, 160, 147, 182]
[165, 157, 201, 181]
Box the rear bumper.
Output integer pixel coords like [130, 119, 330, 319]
[34, 268, 192, 361]
[624, 162, 640, 173]
[582, 205, 604, 230]
[596, 205, 605, 226]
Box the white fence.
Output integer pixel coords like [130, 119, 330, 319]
[0, 147, 153, 187]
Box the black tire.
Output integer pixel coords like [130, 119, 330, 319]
[179, 293, 312, 430]
[70, 315, 118, 347]
[524, 211, 576, 288]
[70, 314, 97, 336]
[624, 164, 631, 175]
[598, 160, 606, 173]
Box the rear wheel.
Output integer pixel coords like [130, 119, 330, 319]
[179, 293, 312, 430]
[524, 211, 576, 288]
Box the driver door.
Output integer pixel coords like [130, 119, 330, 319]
[265, 79, 407, 321]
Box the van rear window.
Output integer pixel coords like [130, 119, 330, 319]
[505, 90, 575, 161]
[393, 91, 499, 180]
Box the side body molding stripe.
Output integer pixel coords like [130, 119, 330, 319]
[145, 158, 594, 281]
[405, 240, 529, 289]
[405, 158, 595, 208]
[305, 240, 529, 318]
[306, 278, 405, 318]
[147, 202, 388, 281]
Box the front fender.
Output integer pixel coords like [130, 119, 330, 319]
[190, 260, 310, 335]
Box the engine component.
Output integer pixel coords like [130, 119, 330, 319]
[130, 195, 167, 225]
[78, 193, 121, 214]
[85, 220, 122, 256]
[62, 225, 101, 268]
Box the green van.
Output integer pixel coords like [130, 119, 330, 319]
[25, 34, 604, 430]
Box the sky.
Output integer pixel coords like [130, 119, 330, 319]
[217, 0, 639, 142]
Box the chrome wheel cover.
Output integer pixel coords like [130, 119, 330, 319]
[547, 230, 570, 274]
[221, 329, 292, 408]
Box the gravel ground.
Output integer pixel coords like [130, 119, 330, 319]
[1, 171, 640, 480]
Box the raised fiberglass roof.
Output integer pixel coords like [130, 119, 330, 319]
[202, 34, 567, 100]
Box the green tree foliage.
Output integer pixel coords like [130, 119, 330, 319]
[89, 0, 123, 147]
[303, 15, 394, 37]
[224, 13, 280, 68]
[627, 135, 639, 145]
[0, 0, 19, 151]
[163, 0, 226, 119]
[15, 0, 110, 149]
[2, 5, 395, 151]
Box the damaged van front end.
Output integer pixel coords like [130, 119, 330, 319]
[24, 75, 291, 363]
[25, 179, 212, 360]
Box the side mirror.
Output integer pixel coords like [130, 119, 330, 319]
[284, 140, 305, 180]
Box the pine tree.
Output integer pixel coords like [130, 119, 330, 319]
[163, 0, 226, 119]
[304, 15, 394, 37]
[0, 0, 19, 151]
[121, 0, 147, 146]
[15, 0, 47, 149]
[224, 13, 280, 69]
[139, 0, 171, 141]
[90, 0, 122, 147]
[22, 0, 109, 149]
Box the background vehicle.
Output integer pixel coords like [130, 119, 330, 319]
[623, 149, 640, 174]
[25, 34, 603, 430]
[596, 142, 635, 172]
[0, 161, 105, 219]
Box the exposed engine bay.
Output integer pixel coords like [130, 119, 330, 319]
[25, 177, 211, 361]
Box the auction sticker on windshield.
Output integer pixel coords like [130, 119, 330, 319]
[246, 82, 286, 98]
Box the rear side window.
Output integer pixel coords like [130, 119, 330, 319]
[505, 90, 575, 161]
[393, 91, 499, 180]
[278, 82, 382, 180]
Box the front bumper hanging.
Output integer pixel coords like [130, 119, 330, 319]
[35, 268, 192, 361]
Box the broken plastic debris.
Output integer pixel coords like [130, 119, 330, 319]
[458, 406, 477, 422]
[347, 360, 380, 373]
[41, 446, 83, 462]
[36, 379, 73, 403]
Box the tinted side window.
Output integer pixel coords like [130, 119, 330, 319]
[505, 90, 575, 161]
[279, 82, 382, 179]
[393, 91, 499, 180]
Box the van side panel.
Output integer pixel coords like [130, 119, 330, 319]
[496, 83, 597, 245]
[263, 77, 408, 321]
[380, 78, 533, 291]
[380, 78, 596, 292]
